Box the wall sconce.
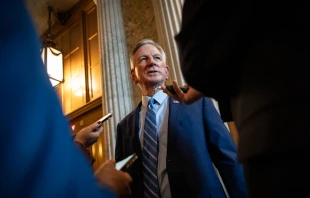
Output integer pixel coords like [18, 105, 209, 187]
[41, 6, 64, 87]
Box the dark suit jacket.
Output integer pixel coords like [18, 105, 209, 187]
[0, 1, 115, 197]
[115, 97, 247, 198]
[175, 0, 310, 161]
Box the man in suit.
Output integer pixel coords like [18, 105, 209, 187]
[162, 83, 239, 146]
[174, 0, 310, 197]
[115, 39, 247, 198]
[0, 1, 131, 197]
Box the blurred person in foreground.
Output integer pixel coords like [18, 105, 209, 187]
[164, 0, 310, 197]
[0, 1, 131, 197]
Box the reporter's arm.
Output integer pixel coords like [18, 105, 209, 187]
[162, 80, 204, 104]
[74, 141, 96, 165]
[73, 122, 104, 165]
[95, 160, 132, 197]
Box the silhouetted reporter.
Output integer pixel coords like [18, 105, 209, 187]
[174, 0, 310, 197]
[0, 1, 131, 197]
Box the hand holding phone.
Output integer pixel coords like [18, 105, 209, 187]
[158, 85, 189, 94]
[93, 112, 113, 132]
[95, 160, 133, 197]
[98, 112, 113, 123]
[74, 114, 112, 147]
[159, 81, 203, 105]
[116, 153, 138, 172]
[165, 85, 189, 94]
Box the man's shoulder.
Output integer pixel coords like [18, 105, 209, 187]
[118, 110, 135, 125]
[168, 96, 210, 107]
[118, 102, 141, 126]
[168, 97, 215, 114]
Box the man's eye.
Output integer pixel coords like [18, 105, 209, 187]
[154, 56, 161, 60]
[139, 57, 146, 62]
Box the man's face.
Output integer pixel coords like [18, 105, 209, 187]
[131, 44, 169, 88]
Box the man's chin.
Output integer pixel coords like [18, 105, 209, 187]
[145, 79, 165, 87]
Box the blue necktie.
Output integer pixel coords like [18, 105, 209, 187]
[142, 98, 161, 198]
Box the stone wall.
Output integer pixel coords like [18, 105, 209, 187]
[121, 0, 159, 106]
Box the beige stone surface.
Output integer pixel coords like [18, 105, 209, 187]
[121, 0, 159, 106]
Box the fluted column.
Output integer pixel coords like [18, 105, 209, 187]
[96, 0, 134, 159]
[152, 0, 185, 85]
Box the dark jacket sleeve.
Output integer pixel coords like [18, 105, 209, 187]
[115, 123, 124, 162]
[202, 98, 247, 198]
[74, 141, 95, 165]
[218, 100, 233, 122]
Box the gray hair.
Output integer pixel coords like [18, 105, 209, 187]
[129, 39, 166, 69]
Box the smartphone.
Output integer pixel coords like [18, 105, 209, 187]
[116, 153, 138, 172]
[98, 112, 113, 123]
[93, 113, 113, 132]
[165, 85, 189, 94]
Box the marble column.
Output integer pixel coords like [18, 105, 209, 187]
[96, 0, 134, 159]
[151, 0, 185, 85]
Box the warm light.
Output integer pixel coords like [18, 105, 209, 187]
[98, 140, 103, 158]
[71, 78, 83, 96]
[92, 144, 96, 156]
[41, 46, 64, 87]
[75, 89, 83, 96]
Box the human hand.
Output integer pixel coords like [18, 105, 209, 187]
[162, 80, 204, 104]
[95, 160, 132, 197]
[74, 121, 103, 148]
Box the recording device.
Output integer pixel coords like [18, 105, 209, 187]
[93, 112, 112, 132]
[164, 85, 189, 94]
[116, 153, 138, 172]
[98, 112, 112, 123]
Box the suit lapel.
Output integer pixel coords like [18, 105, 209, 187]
[168, 97, 183, 138]
[125, 103, 143, 198]
[130, 102, 142, 157]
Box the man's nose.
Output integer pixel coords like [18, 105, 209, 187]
[147, 57, 155, 66]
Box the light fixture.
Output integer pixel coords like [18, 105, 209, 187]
[41, 6, 64, 87]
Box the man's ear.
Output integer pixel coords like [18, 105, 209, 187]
[165, 65, 170, 80]
[131, 69, 138, 83]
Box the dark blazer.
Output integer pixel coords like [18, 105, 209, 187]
[115, 97, 247, 198]
[175, 0, 310, 161]
[0, 1, 115, 197]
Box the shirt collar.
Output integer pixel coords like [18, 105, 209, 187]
[142, 90, 168, 108]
